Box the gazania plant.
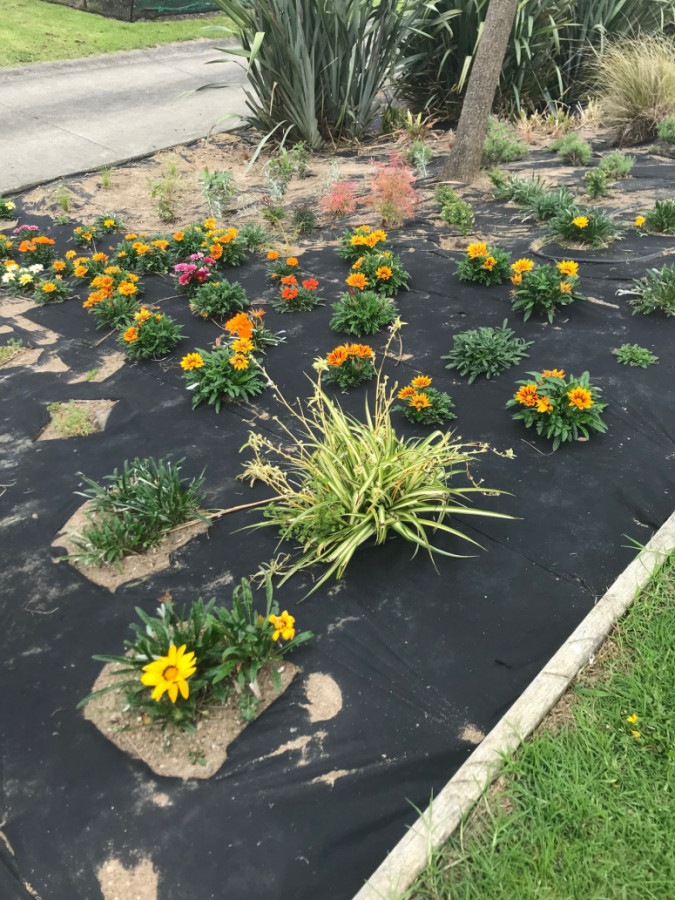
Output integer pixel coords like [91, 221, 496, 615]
[336, 225, 389, 263]
[224, 310, 282, 352]
[273, 275, 322, 313]
[202, 224, 248, 267]
[14, 230, 56, 267]
[180, 344, 267, 412]
[547, 206, 618, 248]
[239, 324, 511, 595]
[114, 237, 172, 274]
[173, 254, 217, 295]
[32, 277, 70, 306]
[1, 262, 44, 295]
[506, 369, 608, 450]
[330, 289, 399, 336]
[350, 251, 410, 296]
[457, 241, 511, 286]
[188, 279, 249, 320]
[118, 310, 183, 360]
[79, 578, 311, 730]
[394, 375, 456, 426]
[323, 342, 376, 390]
[266, 251, 300, 280]
[0, 234, 14, 258]
[510, 258, 584, 322]
[0, 198, 16, 219]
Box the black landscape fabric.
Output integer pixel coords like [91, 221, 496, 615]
[2, 156, 675, 900]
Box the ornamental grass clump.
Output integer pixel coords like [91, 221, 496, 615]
[336, 225, 390, 263]
[547, 206, 618, 248]
[330, 290, 398, 336]
[180, 345, 267, 411]
[457, 241, 511, 286]
[510, 258, 584, 323]
[65, 457, 206, 569]
[79, 578, 311, 729]
[273, 275, 322, 313]
[642, 199, 675, 235]
[523, 186, 577, 223]
[324, 343, 376, 390]
[507, 369, 607, 450]
[434, 186, 474, 236]
[240, 329, 510, 594]
[628, 264, 675, 316]
[612, 343, 659, 367]
[394, 375, 456, 426]
[189, 279, 249, 320]
[442, 320, 533, 383]
[32, 277, 70, 305]
[118, 309, 183, 360]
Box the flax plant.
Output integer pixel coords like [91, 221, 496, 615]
[240, 323, 511, 595]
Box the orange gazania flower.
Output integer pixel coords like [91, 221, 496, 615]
[250, 308, 265, 319]
[510, 273, 523, 286]
[173, 232, 184, 241]
[65, 250, 76, 259]
[375, 266, 392, 280]
[232, 337, 254, 354]
[352, 257, 365, 269]
[132, 242, 151, 255]
[152, 240, 169, 251]
[35, 236, 54, 245]
[92, 252, 108, 263]
[411, 375, 432, 389]
[209, 243, 223, 260]
[347, 343, 374, 359]
[125, 234, 138, 240]
[229, 353, 249, 370]
[203, 218, 216, 230]
[536, 396, 553, 414]
[398, 385, 416, 400]
[41, 282, 57, 293]
[118, 281, 137, 296]
[286, 257, 298, 267]
[515, 384, 539, 406]
[559, 281, 573, 294]
[481, 256, 497, 271]
[326, 346, 348, 367]
[225, 312, 254, 336]
[281, 286, 299, 300]
[467, 241, 487, 259]
[53, 261, 66, 272]
[409, 392, 432, 410]
[541, 369, 565, 379]
[134, 307, 151, 323]
[280, 274, 297, 286]
[123, 327, 139, 343]
[511, 258, 535, 274]
[83, 291, 105, 308]
[181, 352, 204, 371]
[346, 273, 368, 290]
[557, 260, 578, 277]
[567, 386, 593, 409]
[302, 278, 319, 291]
[74, 266, 88, 277]
[267, 250, 280, 260]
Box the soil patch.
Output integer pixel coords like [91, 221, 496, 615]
[85, 659, 299, 779]
[38, 399, 117, 441]
[52, 502, 210, 592]
[97, 858, 158, 900]
[69, 352, 126, 384]
[302, 672, 343, 723]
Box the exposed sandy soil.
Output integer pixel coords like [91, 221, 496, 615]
[38, 398, 116, 440]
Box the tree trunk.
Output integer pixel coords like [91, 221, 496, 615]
[442, 0, 520, 183]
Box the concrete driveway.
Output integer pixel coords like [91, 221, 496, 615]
[0, 40, 248, 194]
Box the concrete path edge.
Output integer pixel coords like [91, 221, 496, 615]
[354, 508, 675, 900]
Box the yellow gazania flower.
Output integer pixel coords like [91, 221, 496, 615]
[269, 610, 295, 641]
[103, 219, 115, 228]
[557, 260, 578, 277]
[626, 714, 639, 724]
[125, 233, 138, 240]
[65, 250, 76, 259]
[74, 266, 88, 277]
[346, 272, 368, 290]
[173, 231, 184, 241]
[104, 266, 122, 275]
[572, 216, 589, 229]
[398, 385, 416, 400]
[118, 281, 137, 296]
[180, 352, 204, 371]
[140, 644, 197, 703]
[19, 274, 32, 285]
[53, 261, 66, 272]
[409, 392, 432, 410]
[511, 258, 535, 274]
[41, 282, 57, 293]
[375, 265, 393, 280]
[229, 353, 249, 370]
[536, 395, 553, 414]
[541, 369, 565, 379]
[634, 216, 646, 227]
[92, 252, 108, 262]
[467, 241, 487, 259]
[559, 281, 573, 294]
[232, 337, 254, 354]
[134, 307, 151, 324]
[567, 386, 593, 409]
[203, 217, 216, 230]
[352, 256, 365, 270]
[411, 375, 432, 389]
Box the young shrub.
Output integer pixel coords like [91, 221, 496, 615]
[189, 280, 249, 320]
[240, 325, 510, 594]
[435, 186, 474, 235]
[584, 169, 610, 199]
[524, 186, 577, 223]
[643, 199, 675, 235]
[266, 148, 294, 201]
[336, 225, 389, 262]
[199, 168, 237, 217]
[0, 197, 16, 219]
[118, 309, 183, 360]
[547, 206, 619, 248]
[224, 310, 282, 352]
[266, 251, 300, 280]
[510, 258, 584, 322]
[79, 580, 311, 730]
[442, 320, 533, 383]
[657, 114, 675, 143]
[597, 151, 636, 179]
[368, 154, 419, 227]
[291, 205, 317, 235]
[149, 158, 180, 223]
[274, 275, 322, 313]
[593, 34, 675, 145]
[323, 343, 376, 390]
[481, 118, 528, 167]
[507, 369, 608, 450]
[320, 180, 359, 220]
[488, 170, 547, 206]
[394, 375, 456, 426]
[628, 264, 675, 316]
[180, 346, 267, 412]
[456, 241, 511, 286]
[350, 252, 410, 296]
[32, 277, 70, 306]
[612, 343, 659, 367]
[290, 142, 311, 178]
[330, 290, 399, 336]
[238, 223, 270, 251]
[65, 457, 206, 568]
[260, 198, 286, 227]
[551, 133, 592, 166]
[405, 141, 433, 178]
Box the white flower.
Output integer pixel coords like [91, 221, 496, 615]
[1, 272, 14, 283]
[29, 264, 43, 273]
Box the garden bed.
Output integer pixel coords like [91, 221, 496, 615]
[1, 142, 674, 900]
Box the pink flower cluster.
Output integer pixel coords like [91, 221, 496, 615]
[173, 260, 214, 287]
[13, 224, 39, 235]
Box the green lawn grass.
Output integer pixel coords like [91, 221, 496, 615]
[410, 550, 675, 900]
[0, 0, 233, 67]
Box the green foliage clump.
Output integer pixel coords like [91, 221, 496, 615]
[189, 280, 249, 320]
[547, 206, 619, 247]
[629, 264, 675, 316]
[482, 118, 528, 167]
[353, 251, 410, 296]
[91, 294, 140, 330]
[273, 278, 323, 312]
[0, 196, 16, 218]
[435, 185, 475, 235]
[457, 242, 511, 286]
[525, 186, 577, 223]
[65, 457, 206, 568]
[46, 401, 98, 437]
[657, 114, 675, 143]
[442, 320, 533, 383]
[79, 580, 311, 730]
[199, 168, 237, 217]
[323, 343, 376, 391]
[507, 370, 608, 450]
[330, 290, 398, 335]
[238, 223, 270, 250]
[181, 347, 267, 411]
[405, 141, 433, 177]
[33, 277, 70, 305]
[598, 150, 636, 179]
[291, 205, 317, 235]
[117, 311, 183, 360]
[584, 169, 610, 198]
[644, 199, 675, 234]
[551, 133, 592, 166]
[488, 170, 548, 205]
[612, 343, 659, 367]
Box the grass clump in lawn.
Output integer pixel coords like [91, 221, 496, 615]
[410, 550, 675, 900]
[612, 343, 659, 367]
[65, 457, 207, 568]
[628, 263, 675, 316]
[442, 320, 532, 383]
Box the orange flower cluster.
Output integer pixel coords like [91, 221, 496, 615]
[18, 236, 54, 253]
[223, 312, 263, 370]
[398, 375, 433, 410]
[326, 343, 374, 367]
